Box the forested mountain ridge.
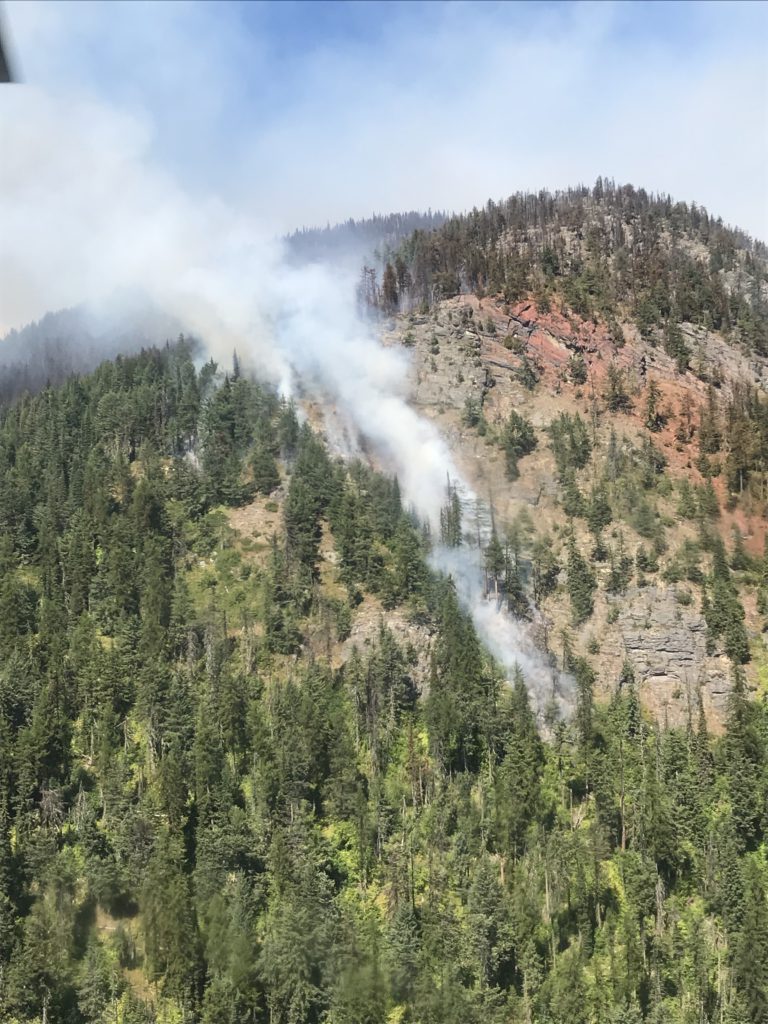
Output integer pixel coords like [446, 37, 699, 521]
[369, 181, 767, 354]
[0, 181, 767, 1024]
[367, 182, 768, 730]
[285, 210, 448, 269]
[0, 305, 183, 408]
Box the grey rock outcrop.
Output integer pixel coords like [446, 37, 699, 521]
[601, 585, 732, 725]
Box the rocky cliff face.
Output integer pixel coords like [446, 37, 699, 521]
[600, 585, 731, 725]
[380, 293, 768, 730]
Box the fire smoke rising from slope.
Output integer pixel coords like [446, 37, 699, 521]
[0, 86, 570, 716]
[431, 494, 572, 720]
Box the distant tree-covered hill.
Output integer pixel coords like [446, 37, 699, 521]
[284, 209, 448, 268]
[0, 302, 184, 407]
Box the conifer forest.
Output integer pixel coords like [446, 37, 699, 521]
[1, 180, 768, 1024]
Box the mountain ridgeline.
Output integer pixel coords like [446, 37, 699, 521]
[285, 210, 448, 269]
[367, 180, 768, 357]
[1, 183, 768, 1024]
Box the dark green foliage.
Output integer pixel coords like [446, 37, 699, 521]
[440, 481, 462, 547]
[251, 438, 280, 495]
[676, 478, 697, 519]
[720, 383, 768, 503]
[697, 478, 720, 518]
[383, 183, 768, 355]
[604, 363, 633, 414]
[462, 395, 483, 429]
[663, 538, 704, 585]
[663, 318, 690, 372]
[567, 535, 596, 624]
[757, 537, 768, 620]
[734, 858, 768, 1020]
[567, 352, 588, 384]
[587, 483, 612, 535]
[698, 386, 722, 455]
[0, 339, 766, 1024]
[531, 535, 560, 602]
[703, 539, 750, 663]
[605, 531, 634, 594]
[643, 378, 666, 432]
[426, 579, 495, 774]
[201, 372, 279, 505]
[560, 468, 585, 518]
[494, 669, 544, 855]
[485, 530, 505, 591]
[382, 261, 399, 312]
[548, 412, 592, 476]
[284, 425, 336, 573]
[722, 669, 766, 850]
[515, 354, 541, 391]
[500, 411, 537, 480]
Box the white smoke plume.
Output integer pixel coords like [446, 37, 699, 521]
[0, 84, 569, 715]
[0, 86, 456, 519]
[432, 542, 572, 719]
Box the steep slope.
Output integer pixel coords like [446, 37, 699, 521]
[368, 184, 768, 730]
[380, 290, 768, 730]
[1, 185, 768, 1024]
[380, 181, 768, 354]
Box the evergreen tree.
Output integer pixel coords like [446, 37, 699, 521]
[567, 534, 596, 624]
[439, 480, 462, 547]
[382, 261, 399, 312]
[500, 411, 537, 480]
[735, 859, 768, 1020]
[605, 364, 633, 413]
[251, 438, 280, 494]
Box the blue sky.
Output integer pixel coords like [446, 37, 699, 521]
[4, 0, 768, 237]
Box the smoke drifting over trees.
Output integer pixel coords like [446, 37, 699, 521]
[0, 68, 566, 714]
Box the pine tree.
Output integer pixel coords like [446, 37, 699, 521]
[697, 478, 720, 519]
[604, 363, 633, 413]
[531, 535, 560, 601]
[495, 668, 544, 856]
[704, 540, 750, 664]
[729, 527, 751, 572]
[734, 858, 768, 1021]
[698, 386, 722, 455]
[439, 481, 462, 547]
[757, 535, 768, 617]
[587, 483, 612, 535]
[500, 411, 537, 480]
[251, 438, 280, 494]
[484, 529, 505, 597]
[382, 261, 399, 312]
[0, 814, 15, 967]
[724, 668, 765, 849]
[644, 378, 665, 432]
[676, 478, 697, 519]
[567, 535, 596, 624]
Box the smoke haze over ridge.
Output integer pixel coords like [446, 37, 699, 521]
[18, 4, 745, 716]
[0, 57, 571, 711]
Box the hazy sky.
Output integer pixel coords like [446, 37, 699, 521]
[5, 0, 767, 238]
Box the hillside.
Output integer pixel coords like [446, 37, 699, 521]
[0, 304, 184, 407]
[369, 183, 768, 731]
[379, 291, 768, 731]
[0, 185, 767, 1024]
[375, 181, 768, 354]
